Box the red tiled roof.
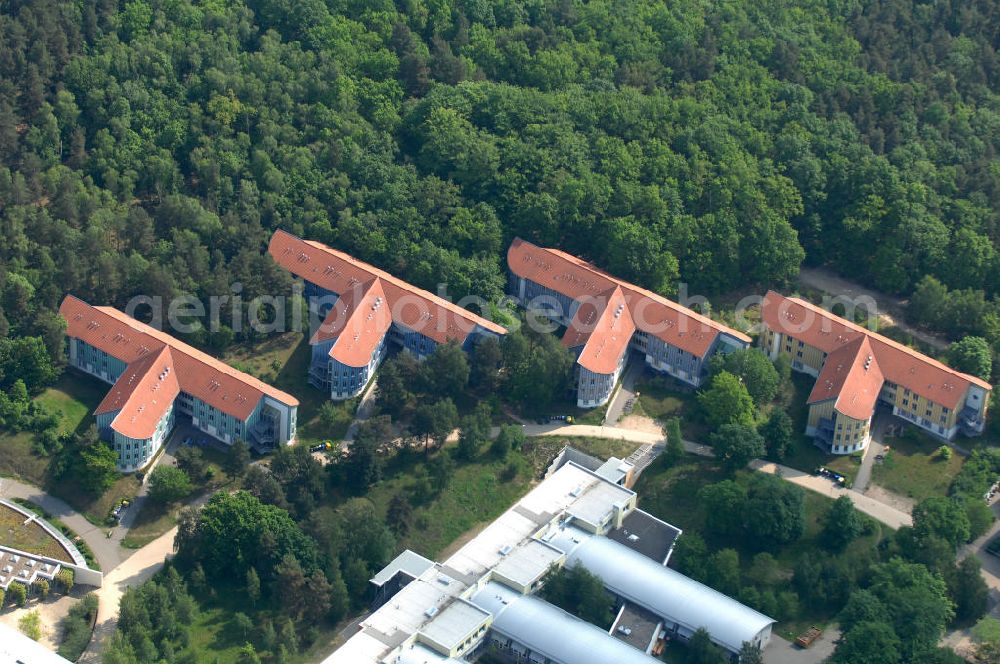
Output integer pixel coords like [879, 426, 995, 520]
[807, 337, 884, 420]
[563, 286, 636, 375]
[61, 296, 299, 440]
[310, 278, 394, 368]
[268, 230, 506, 346]
[506, 238, 751, 363]
[762, 291, 991, 410]
[95, 346, 181, 440]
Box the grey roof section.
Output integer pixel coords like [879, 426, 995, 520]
[417, 599, 491, 653]
[566, 534, 774, 653]
[608, 509, 682, 564]
[492, 539, 565, 589]
[370, 549, 436, 587]
[595, 457, 633, 485]
[471, 582, 661, 664]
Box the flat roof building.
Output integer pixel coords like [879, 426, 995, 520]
[269, 230, 506, 400]
[506, 238, 752, 407]
[0, 622, 72, 663]
[60, 296, 299, 470]
[323, 457, 771, 664]
[760, 291, 992, 452]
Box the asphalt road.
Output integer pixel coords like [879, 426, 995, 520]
[603, 358, 644, 426]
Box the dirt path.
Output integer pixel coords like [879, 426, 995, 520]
[797, 267, 948, 351]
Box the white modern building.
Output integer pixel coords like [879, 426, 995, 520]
[324, 460, 772, 664]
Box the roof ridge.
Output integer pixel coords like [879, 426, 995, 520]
[277, 230, 505, 335]
[88, 304, 299, 406]
[774, 291, 990, 390]
[509, 237, 751, 344]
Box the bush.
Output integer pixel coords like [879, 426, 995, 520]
[148, 465, 193, 504]
[937, 445, 953, 461]
[56, 568, 74, 593]
[10, 582, 27, 606]
[34, 578, 49, 598]
[58, 594, 99, 660]
[19, 610, 42, 640]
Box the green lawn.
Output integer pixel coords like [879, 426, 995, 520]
[0, 502, 72, 561]
[222, 333, 353, 446]
[871, 428, 964, 502]
[56, 473, 143, 526]
[35, 373, 108, 434]
[633, 375, 701, 437]
[0, 431, 49, 485]
[0, 372, 108, 486]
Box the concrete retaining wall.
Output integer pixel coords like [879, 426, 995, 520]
[0, 544, 103, 588]
[0, 498, 88, 568]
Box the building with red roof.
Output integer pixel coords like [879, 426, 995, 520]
[760, 291, 991, 453]
[60, 296, 299, 471]
[506, 238, 752, 408]
[268, 230, 506, 399]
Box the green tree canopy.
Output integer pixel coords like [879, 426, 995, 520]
[147, 466, 192, 504]
[175, 491, 319, 586]
[948, 337, 992, 380]
[698, 371, 755, 429]
[709, 423, 765, 473]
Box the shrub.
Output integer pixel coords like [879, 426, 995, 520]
[10, 582, 27, 606]
[57, 594, 98, 660]
[57, 568, 75, 593]
[19, 610, 42, 640]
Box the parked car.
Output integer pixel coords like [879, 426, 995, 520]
[111, 499, 131, 521]
[310, 441, 334, 453]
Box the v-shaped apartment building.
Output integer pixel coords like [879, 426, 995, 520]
[60, 296, 299, 472]
[760, 291, 991, 453]
[506, 238, 752, 407]
[268, 230, 506, 400]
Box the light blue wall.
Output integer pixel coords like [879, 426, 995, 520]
[67, 338, 128, 384]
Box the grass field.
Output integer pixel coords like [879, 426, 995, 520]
[0, 502, 72, 561]
[35, 374, 108, 434]
[222, 332, 353, 446]
[0, 372, 108, 486]
[634, 375, 697, 427]
[123, 446, 233, 548]
[871, 428, 964, 502]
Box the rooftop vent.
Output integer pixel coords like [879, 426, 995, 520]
[499, 545, 513, 557]
[424, 606, 439, 619]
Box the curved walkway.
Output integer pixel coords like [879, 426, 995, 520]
[78, 526, 178, 663]
[514, 423, 913, 529]
[0, 478, 123, 572]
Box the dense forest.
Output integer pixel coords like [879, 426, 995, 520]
[1, 0, 1000, 370]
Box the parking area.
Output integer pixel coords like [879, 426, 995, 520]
[764, 630, 839, 664]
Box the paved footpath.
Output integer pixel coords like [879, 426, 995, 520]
[751, 460, 912, 529]
[514, 422, 914, 529]
[78, 526, 178, 663]
[0, 477, 124, 572]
